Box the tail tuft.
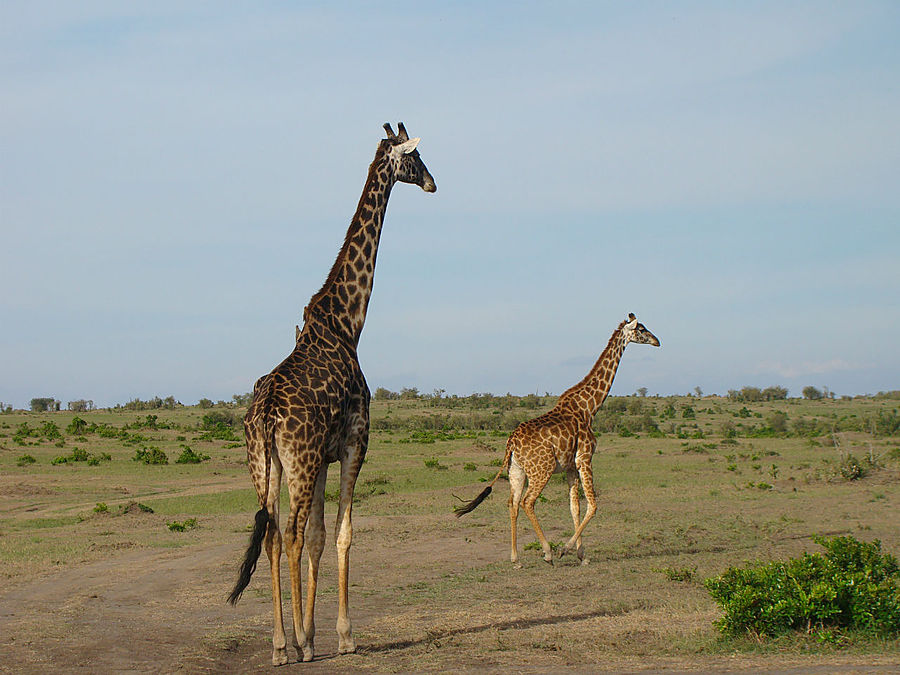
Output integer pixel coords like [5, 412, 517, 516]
[453, 485, 492, 517]
[227, 507, 269, 605]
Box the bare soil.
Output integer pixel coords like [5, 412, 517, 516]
[3, 508, 899, 674]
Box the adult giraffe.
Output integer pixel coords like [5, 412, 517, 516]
[228, 123, 436, 665]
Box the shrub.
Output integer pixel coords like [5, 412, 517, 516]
[705, 535, 900, 636]
[133, 446, 168, 465]
[167, 518, 198, 532]
[839, 453, 865, 480]
[66, 417, 89, 435]
[767, 411, 788, 434]
[17, 454, 37, 466]
[175, 445, 210, 464]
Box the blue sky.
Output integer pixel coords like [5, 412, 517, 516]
[2, 2, 898, 408]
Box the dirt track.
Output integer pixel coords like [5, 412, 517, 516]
[3, 513, 899, 674]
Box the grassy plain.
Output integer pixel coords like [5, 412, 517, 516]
[1, 394, 899, 672]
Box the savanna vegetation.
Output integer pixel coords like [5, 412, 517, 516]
[1, 389, 899, 671]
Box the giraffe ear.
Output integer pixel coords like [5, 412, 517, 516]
[393, 137, 420, 155]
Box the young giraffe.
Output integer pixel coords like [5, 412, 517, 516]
[455, 313, 660, 565]
[228, 123, 436, 665]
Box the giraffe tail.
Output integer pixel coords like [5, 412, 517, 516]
[227, 507, 269, 605]
[453, 436, 515, 517]
[228, 376, 275, 606]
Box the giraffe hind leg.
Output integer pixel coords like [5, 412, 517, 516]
[561, 461, 598, 559]
[566, 469, 587, 563]
[508, 459, 526, 565]
[300, 463, 328, 662]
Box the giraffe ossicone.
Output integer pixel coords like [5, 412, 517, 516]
[455, 313, 660, 566]
[229, 123, 436, 666]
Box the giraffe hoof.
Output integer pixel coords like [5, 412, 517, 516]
[300, 643, 314, 662]
[272, 648, 289, 666]
[338, 637, 357, 654]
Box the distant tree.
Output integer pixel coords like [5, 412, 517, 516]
[232, 392, 253, 407]
[637, 387, 648, 397]
[694, 386, 703, 398]
[67, 399, 94, 412]
[802, 386, 824, 400]
[198, 398, 214, 409]
[762, 386, 788, 401]
[400, 387, 420, 400]
[0, 402, 12, 414]
[373, 387, 399, 401]
[30, 397, 58, 412]
[740, 386, 764, 402]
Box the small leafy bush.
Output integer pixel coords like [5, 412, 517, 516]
[16, 454, 36, 466]
[175, 445, 210, 464]
[66, 417, 88, 435]
[167, 517, 198, 532]
[93, 502, 108, 513]
[133, 446, 168, 465]
[705, 535, 900, 637]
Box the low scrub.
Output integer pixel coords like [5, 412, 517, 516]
[706, 535, 900, 637]
[175, 445, 210, 464]
[133, 446, 168, 465]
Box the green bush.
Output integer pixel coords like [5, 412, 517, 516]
[705, 535, 900, 637]
[133, 446, 168, 465]
[66, 416, 88, 435]
[167, 517, 197, 532]
[16, 454, 36, 466]
[175, 445, 210, 464]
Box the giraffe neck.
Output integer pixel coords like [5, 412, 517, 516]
[559, 322, 629, 418]
[303, 144, 395, 346]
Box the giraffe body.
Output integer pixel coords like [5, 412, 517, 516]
[229, 123, 435, 665]
[455, 313, 660, 565]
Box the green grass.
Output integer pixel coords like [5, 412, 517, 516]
[2, 394, 900, 663]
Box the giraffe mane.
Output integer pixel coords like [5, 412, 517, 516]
[305, 141, 390, 318]
[559, 317, 630, 400]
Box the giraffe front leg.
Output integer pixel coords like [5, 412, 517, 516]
[522, 472, 554, 564]
[300, 466, 328, 662]
[335, 450, 363, 654]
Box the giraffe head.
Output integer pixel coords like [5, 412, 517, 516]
[383, 122, 437, 193]
[622, 312, 660, 347]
